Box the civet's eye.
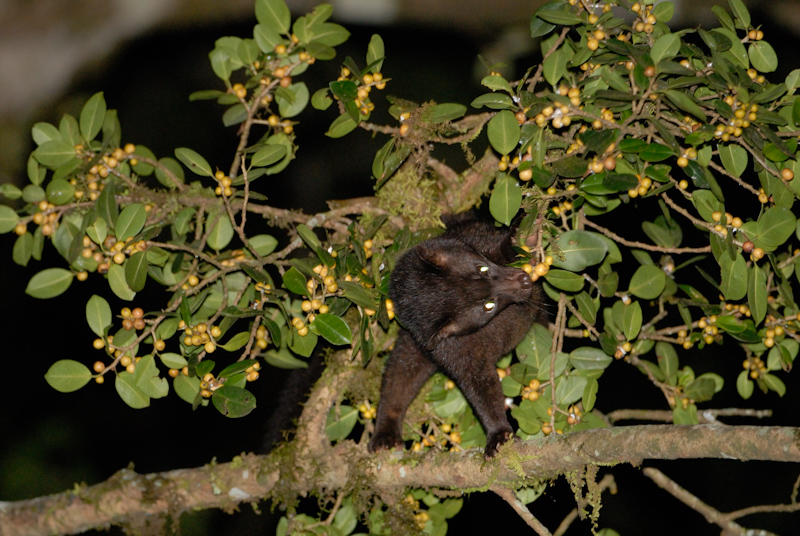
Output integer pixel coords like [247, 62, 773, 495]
[479, 265, 489, 273]
[484, 301, 496, 311]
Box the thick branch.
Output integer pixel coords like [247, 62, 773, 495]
[1, 425, 798, 536]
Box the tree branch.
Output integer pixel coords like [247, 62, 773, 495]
[2, 425, 798, 536]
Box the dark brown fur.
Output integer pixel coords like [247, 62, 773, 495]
[369, 215, 544, 458]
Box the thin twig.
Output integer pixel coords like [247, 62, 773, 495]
[643, 467, 778, 536]
[491, 487, 553, 536]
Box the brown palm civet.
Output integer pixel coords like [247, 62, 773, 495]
[368, 213, 545, 458]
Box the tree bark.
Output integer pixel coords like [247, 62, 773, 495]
[1, 424, 798, 536]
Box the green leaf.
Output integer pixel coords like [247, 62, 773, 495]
[728, 0, 750, 27]
[79, 92, 106, 141]
[214, 362, 253, 382]
[13, 232, 33, 266]
[747, 265, 767, 325]
[108, 263, 136, 301]
[530, 6, 556, 38]
[309, 23, 349, 47]
[31, 122, 62, 146]
[434, 389, 467, 418]
[489, 173, 521, 226]
[628, 265, 666, 299]
[639, 143, 675, 162]
[310, 88, 332, 111]
[251, 145, 288, 169]
[86, 295, 112, 337]
[719, 253, 747, 300]
[249, 234, 279, 256]
[45, 178, 75, 206]
[310, 313, 352, 345]
[125, 251, 148, 292]
[207, 216, 234, 250]
[159, 352, 188, 369]
[338, 281, 378, 309]
[515, 323, 552, 370]
[265, 347, 308, 369]
[175, 147, 213, 177]
[481, 75, 514, 94]
[742, 207, 794, 252]
[556, 375, 588, 406]
[642, 218, 681, 249]
[664, 90, 706, 121]
[220, 332, 250, 352]
[471, 93, 515, 110]
[96, 180, 118, 228]
[574, 291, 597, 325]
[427, 103, 467, 123]
[691, 189, 724, 223]
[115, 203, 146, 242]
[366, 34, 385, 72]
[254, 23, 283, 53]
[174, 375, 200, 404]
[33, 140, 77, 168]
[651, 34, 681, 64]
[622, 301, 642, 341]
[255, 0, 291, 34]
[325, 113, 358, 138]
[326, 405, 358, 441]
[543, 269, 585, 292]
[535, 6, 583, 25]
[715, 315, 760, 343]
[748, 41, 778, 73]
[582, 380, 599, 412]
[0, 205, 19, 233]
[569, 347, 612, 370]
[487, 110, 520, 155]
[0, 183, 23, 201]
[133, 354, 168, 399]
[736, 370, 754, 399]
[684, 377, 717, 402]
[59, 114, 81, 146]
[25, 268, 73, 299]
[22, 184, 45, 204]
[276, 82, 310, 118]
[718, 143, 748, 177]
[548, 230, 608, 271]
[282, 266, 308, 295]
[212, 385, 256, 417]
[715, 28, 749, 69]
[115, 372, 150, 409]
[656, 342, 679, 380]
[652, 1, 675, 21]
[296, 223, 322, 250]
[762, 373, 786, 396]
[290, 330, 318, 357]
[222, 104, 247, 127]
[672, 405, 698, 425]
[146, 246, 169, 266]
[542, 46, 567, 87]
[45, 360, 92, 393]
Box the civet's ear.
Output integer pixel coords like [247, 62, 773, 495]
[415, 243, 450, 270]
